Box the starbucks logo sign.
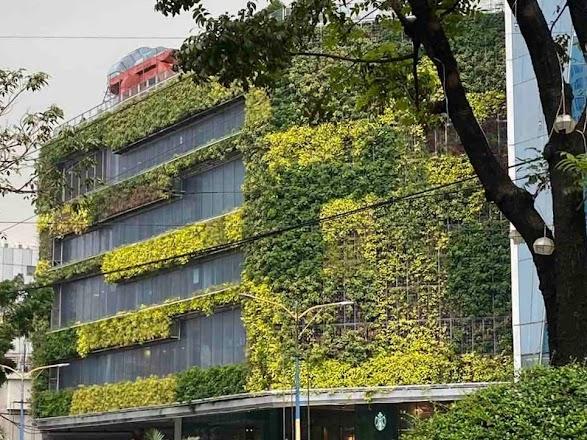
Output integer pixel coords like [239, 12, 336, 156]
[374, 412, 387, 431]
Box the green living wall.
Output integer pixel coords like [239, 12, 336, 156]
[32, 12, 510, 417]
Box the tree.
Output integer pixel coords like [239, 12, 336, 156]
[153, 0, 587, 365]
[0, 276, 53, 384]
[0, 69, 62, 197]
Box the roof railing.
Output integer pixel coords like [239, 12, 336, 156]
[53, 70, 178, 136]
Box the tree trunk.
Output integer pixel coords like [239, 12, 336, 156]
[545, 133, 587, 364]
[403, 0, 587, 364]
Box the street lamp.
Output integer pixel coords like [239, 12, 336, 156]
[240, 293, 353, 440]
[0, 362, 69, 440]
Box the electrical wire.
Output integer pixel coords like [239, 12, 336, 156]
[0, 413, 41, 433]
[0, 35, 186, 40]
[0, 151, 539, 235]
[0, 214, 37, 235]
[7, 166, 545, 296]
[11, 176, 481, 293]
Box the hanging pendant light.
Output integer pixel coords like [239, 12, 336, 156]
[553, 114, 577, 134]
[508, 228, 524, 245]
[533, 226, 555, 256]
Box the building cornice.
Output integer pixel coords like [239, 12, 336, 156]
[37, 382, 498, 431]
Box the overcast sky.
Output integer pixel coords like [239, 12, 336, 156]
[0, 0, 264, 247]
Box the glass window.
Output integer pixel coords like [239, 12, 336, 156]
[57, 158, 244, 264]
[55, 252, 243, 327]
[58, 308, 244, 388]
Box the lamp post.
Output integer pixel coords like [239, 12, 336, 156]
[0, 362, 69, 440]
[240, 293, 353, 440]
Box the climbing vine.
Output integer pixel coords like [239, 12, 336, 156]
[240, 118, 511, 391]
[102, 210, 243, 283]
[32, 13, 511, 418]
[33, 364, 248, 418]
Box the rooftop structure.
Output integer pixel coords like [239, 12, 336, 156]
[54, 47, 177, 135]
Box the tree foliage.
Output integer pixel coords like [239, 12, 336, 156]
[0, 276, 53, 384]
[0, 69, 62, 197]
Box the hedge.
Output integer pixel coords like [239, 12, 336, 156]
[34, 364, 248, 417]
[405, 365, 587, 440]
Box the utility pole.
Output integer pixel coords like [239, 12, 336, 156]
[1, 362, 69, 440]
[240, 293, 353, 440]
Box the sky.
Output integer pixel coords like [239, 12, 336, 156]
[0, 0, 262, 247]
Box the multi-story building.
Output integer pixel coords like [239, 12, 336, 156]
[0, 244, 41, 440]
[34, 17, 511, 440]
[505, 2, 587, 369]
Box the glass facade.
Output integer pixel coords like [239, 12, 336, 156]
[52, 99, 247, 391]
[114, 100, 244, 182]
[52, 252, 243, 328]
[55, 158, 244, 264]
[57, 307, 245, 389]
[568, 37, 587, 222]
[570, 38, 587, 120]
[61, 98, 244, 202]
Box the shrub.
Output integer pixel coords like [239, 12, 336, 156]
[32, 389, 73, 418]
[405, 365, 587, 440]
[176, 364, 247, 402]
[69, 375, 177, 415]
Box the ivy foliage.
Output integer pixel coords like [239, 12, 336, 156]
[34, 364, 247, 418]
[176, 364, 248, 402]
[69, 375, 177, 415]
[36, 255, 103, 286]
[102, 210, 243, 283]
[32, 389, 73, 419]
[405, 365, 587, 440]
[241, 114, 511, 391]
[445, 221, 511, 318]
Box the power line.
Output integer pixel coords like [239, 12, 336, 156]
[13, 174, 491, 293]
[0, 35, 186, 40]
[0, 156, 541, 234]
[0, 215, 37, 235]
